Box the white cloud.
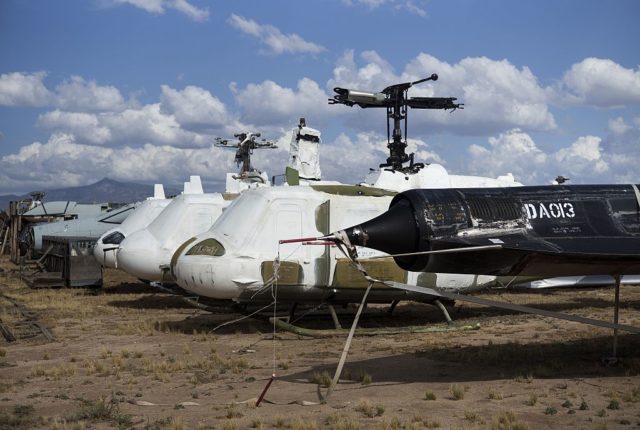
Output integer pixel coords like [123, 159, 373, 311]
[316, 131, 442, 183]
[608, 116, 632, 135]
[342, 0, 427, 16]
[342, 0, 387, 7]
[101, 103, 209, 147]
[555, 58, 640, 107]
[465, 129, 634, 185]
[0, 72, 52, 106]
[602, 116, 640, 176]
[328, 51, 557, 136]
[55, 76, 126, 111]
[37, 104, 210, 148]
[330, 50, 397, 91]
[228, 14, 326, 55]
[399, 1, 427, 17]
[0, 129, 307, 194]
[37, 110, 112, 145]
[160, 85, 238, 129]
[33, 83, 245, 148]
[467, 129, 548, 183]
[171, 0, 209, 22]
[554, 135, 608, 175]
[0, 72, 130, 111]
[105, 0, 209, 21]
[232, 78, 333, 126]
[0, 133, 230, 194]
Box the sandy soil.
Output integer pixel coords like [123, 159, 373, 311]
[1, 255, 639, 429]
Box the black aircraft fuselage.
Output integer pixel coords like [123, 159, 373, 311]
[340, 185, 640, 277]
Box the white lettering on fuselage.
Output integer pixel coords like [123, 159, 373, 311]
[525, 202, 575, 219]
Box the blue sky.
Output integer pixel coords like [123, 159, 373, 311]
[1, 0, 638, 194]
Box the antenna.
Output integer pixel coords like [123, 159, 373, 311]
[329, 74, 463, 171]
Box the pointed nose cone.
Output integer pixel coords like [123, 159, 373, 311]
[342, 198, 418, 255]
[339, 198, 421, 269]
[117, 229, 166, 281]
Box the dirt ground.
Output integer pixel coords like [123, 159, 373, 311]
[1, 255, 639, 429]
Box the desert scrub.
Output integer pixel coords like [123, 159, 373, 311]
[607, 399, 620, 410]
[488, 389, 504, 400]
[355, 399, 385, 418]
[225, 404, 242, 419]
[324, 414, 360, 430]
[220, 420, 238, 430]
[489, 411, 530, 430]
[464, 410, 482, 423]
[69, 396, 132, 428]
[280, 417, 319, 430]
[449, 384, 465, 400]
[514, 373, 533, 384]
[525, 393, 538, 406]
[357, 370, 373, 385]
[424, 391, 436, 400]
[0, 404, 46, 429]
[623, 386, 640, 403]
[30, 364, 77, 380]
[309, 371, 332, 387]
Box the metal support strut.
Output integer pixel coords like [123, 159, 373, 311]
[612, 274, 621, 360]
[327, 303, 342, 329]
[434, 299, 453, 325]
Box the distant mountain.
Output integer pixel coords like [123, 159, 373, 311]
[0, 178, 181, 211]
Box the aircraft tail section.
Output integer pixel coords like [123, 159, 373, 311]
[153, 184, 165, 200]
[188, 176, 204, 194]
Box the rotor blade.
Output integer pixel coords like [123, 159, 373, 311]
[407, 97, 462, 110]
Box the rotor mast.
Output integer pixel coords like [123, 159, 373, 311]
[329, 73, 463, 171]
[214, 132, 276, 177]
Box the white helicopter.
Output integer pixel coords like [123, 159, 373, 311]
[112, 121, 328, 282]
[170, 76, 528, 307]
[171, 75, 628, 310]
[94, 183, 177, 269]
[170, 170, 523, 306]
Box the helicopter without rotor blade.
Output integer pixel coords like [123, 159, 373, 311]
[108, 120, 323, 281]
[94, 182, 176, 269]
[329, 74, 462, 171]
[170, 170, 528, 306]
[335, 184, 640, 277]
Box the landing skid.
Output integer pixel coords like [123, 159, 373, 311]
[270, 316, 479, 338]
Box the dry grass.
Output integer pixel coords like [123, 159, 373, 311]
[488, 389, 504, 400]
[450, 384, 465, 400]
[488, 411, 530, 430]
[2, 257, 640, 430]
[355, 399, 385, 418]
[29, 364, 77, 380]
[309, 370, 332, 387]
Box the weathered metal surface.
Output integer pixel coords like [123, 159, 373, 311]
[332, 258, 406, 289]
[261, 260, 302, 286]
[343, 184, 640, 277]
[40, 236, 102, 288]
